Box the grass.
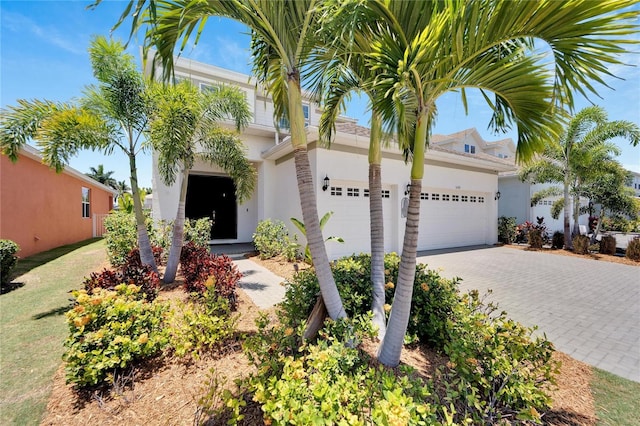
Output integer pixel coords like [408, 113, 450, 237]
[592, 368, 640, 425]
[0, 238, 107, 426]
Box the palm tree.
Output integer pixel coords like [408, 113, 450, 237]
[521, 106, 640, 249]
[111, 0, 347, 320]
[115, 179, 131, 201]
[86, 164, 118, 188]
[343, 0, 640, 367]
[311, 35, 390, 339]
[1, 36, 158, 271]
[148, 79, 256, 283]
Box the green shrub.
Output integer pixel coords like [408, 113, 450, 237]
[237, 316, 441, 426]
[600, 235, 617, 255]
[104, 211, 138, 267]
[0, 239, 19, 286]
[62, 284, 168, 388]
[252, 219, 296, 260]
[626, 237, 640, 261]
[168, 287, 237, 359]
[601, 215, 635, 233]
[280, 252, 460, 349]
[497, 216, 517, 244]
[572, 234, 590, 255]
[551, 231, 564, 250]
[441, 290, 558, 424]
[528, 228, 544, 249]
[184, 217, 213, 247]
[104, 210, 161, 267]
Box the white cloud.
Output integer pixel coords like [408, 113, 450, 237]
[2, 10, 85, 55]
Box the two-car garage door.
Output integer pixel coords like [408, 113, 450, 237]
[324, 182, 491, 257]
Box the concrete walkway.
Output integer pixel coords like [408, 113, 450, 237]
[223, 244, 639, 382]
[418, 245, 639, 382]
[232, 257, 288, 310]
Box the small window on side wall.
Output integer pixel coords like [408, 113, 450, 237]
[82, 187, 90, 218]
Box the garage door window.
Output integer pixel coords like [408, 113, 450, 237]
[420, 192, 428, 200]
[431, 193, 440, 201]
[479, 196, 485, 203]
[364, 189, 370, 197]
[461, 195, 468, 202]
[331, 187, 343, 196]
[442, 194, 450, 201]
[382, 190, 390, 198]
[347, 188, 359, 197]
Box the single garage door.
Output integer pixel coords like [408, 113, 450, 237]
[324, 181, 394, 258]
[417, 188, 490, 250]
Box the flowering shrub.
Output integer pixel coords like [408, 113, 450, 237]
[516, 218, 548, 247]
[62, 284, 168, 388]
[179, 242, 242, 308]
[0, 239, 19, 286]
[441, 290, 558, 424]
[280, 252, 460, 349]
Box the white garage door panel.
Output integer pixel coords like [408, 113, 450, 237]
[418, 190, 488, 250]
[325, 183, 394, 258]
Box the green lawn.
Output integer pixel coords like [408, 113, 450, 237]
[593, 368, 640, 426]
[0, 238, 107, 425]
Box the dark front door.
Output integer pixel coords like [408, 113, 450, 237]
[185, 175, 237, 240]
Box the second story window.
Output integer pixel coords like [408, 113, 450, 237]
[464, 144, 476, 154]
[278, 103, 310, 130]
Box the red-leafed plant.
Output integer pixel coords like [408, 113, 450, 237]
[179, 242, 242, 309]
[83, 248, 161, 301]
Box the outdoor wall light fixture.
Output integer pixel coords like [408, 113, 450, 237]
[405, 182, 412, 195]
[322, 175, 330, 191]
[495, 191, 501, 200]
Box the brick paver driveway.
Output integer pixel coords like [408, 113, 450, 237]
[418, 245, 639, 382]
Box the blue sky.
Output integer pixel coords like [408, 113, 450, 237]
[2, 1, 639, 189]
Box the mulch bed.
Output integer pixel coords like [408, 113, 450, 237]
[41, 256, 599, 425]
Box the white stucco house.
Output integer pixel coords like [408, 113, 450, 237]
[497, 173, 591, 234]
[150, 57, 516, 259]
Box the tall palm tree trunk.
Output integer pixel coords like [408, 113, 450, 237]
[572, 194, 582, 237]
[378, 179, 421, 366]
[288, 78, 345, 321]
[164, 168, 189, 283]
[369, 112, 386, 340]
[378, 110, 428, 367]
[563, 175, 572, 249]
[129, 152, 158, 272]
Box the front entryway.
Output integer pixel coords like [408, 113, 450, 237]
[185, 175, 237, 240]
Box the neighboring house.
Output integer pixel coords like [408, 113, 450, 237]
[150, 58, 515, 259]
[498, 172, 590, 234]
[0, 145, 116, 258]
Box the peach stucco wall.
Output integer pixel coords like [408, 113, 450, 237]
[0, 153, 114, 258]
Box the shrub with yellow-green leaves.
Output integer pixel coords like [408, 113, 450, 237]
[62, 284, 169, 388]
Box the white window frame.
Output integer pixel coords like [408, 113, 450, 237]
[82, 187, 90, 218]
